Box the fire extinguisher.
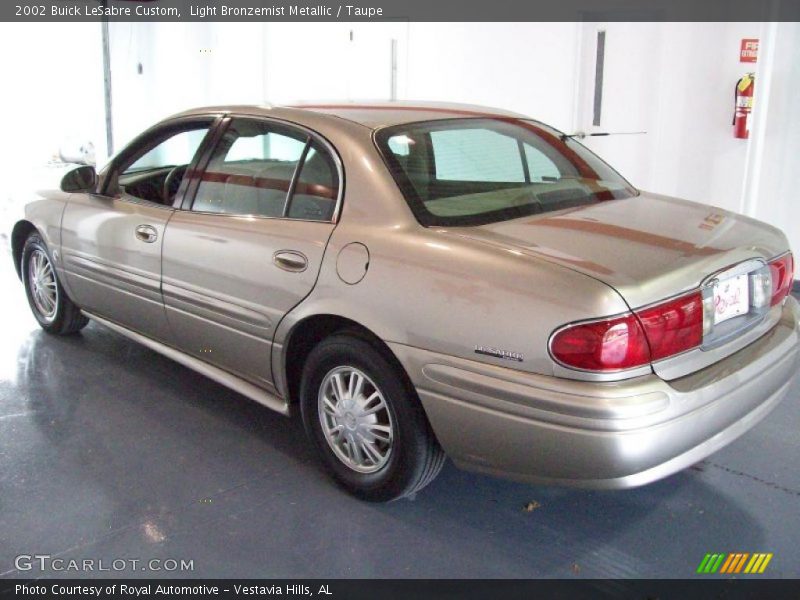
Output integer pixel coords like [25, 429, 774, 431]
[733, 73, 755, 139]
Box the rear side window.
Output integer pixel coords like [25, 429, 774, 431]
[191, 118, 339, 221]
[286, 143, 338, 221]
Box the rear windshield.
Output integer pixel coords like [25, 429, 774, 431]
[375, 118, 638, 227]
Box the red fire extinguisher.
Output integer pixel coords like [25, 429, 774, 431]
[733, 73, 755, 139]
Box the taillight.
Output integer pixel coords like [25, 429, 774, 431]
[768, 253, 794, 306]
[550, 313, 650, 371]
[550, 291, 703, 372]
[551, 255, 793, 373]
[637, 292, 703, 361]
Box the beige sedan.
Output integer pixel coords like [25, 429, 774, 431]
[10, 102, 799, 501]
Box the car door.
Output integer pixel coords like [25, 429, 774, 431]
[161, 117, 341, 388]
[60, 117, 219, 342]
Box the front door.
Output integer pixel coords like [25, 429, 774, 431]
[61, 119, 217, 342]
[161, 117, 341, 387]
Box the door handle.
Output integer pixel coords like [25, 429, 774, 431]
[135, 224, 158, 243]
[273, 250, 308, 272]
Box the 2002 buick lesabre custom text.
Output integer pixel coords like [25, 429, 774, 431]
[11, 102, 799, 501]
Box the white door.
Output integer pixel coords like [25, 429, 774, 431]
[574, 22, 659, 188]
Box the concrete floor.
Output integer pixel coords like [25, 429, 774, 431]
[1, 252, 798, 580]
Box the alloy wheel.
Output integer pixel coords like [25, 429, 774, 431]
[317, 366, 394, 473]
[28, 248, 58, 323]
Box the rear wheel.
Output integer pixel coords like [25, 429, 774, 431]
[300, 334, 445, 502]
[22, 233, 88, 335]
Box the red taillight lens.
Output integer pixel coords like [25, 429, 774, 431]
[550, 313, 650, 371]
[636, 292, 703, 361]
[768, 253, 794, 306]
[551, 292, 703, 372]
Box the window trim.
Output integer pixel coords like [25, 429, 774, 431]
[183, 115, 345, 224]
[282, 139, 313, 218]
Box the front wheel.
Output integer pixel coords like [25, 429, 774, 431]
[22, 233, 88, 335]
[300, 334, 445, 502]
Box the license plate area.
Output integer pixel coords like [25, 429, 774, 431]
[713, 274, 749, 324]
[701, 259, 771, 349]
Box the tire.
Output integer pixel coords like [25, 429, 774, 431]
[300, 333, 446, 502]
[21, 232, 88, 335]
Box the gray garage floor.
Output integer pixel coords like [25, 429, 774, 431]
[1, 252, 798, 580]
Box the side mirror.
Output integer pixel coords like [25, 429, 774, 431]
[60, 165, 98, 193]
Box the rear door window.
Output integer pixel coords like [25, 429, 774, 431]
[192, 122, 306, 218]
[191, 118, 339, 221]
[286, 143, 339, 221]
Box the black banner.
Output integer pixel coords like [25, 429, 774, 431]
[4, 0, 800, 23]
[3, 579, 800, 600]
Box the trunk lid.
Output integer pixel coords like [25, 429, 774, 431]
[450, 192, 788, 309]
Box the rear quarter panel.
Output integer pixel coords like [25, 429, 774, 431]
[271, 119, 638, 393]
[275, 202, 632, 389]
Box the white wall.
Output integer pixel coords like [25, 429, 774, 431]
[575, 22, 760, 212]
[108, 22, 581, 134]
[649, 22, 760, 213]
[108, 22, 267, 151]
[574, 22, 662, 189]
[575, 21, 798, 273]
[746, 23, 800, 263]
[0, 22, 107, 252]
[2, 22, 797, 274]
[263, 22, 410, 103]
[0, 23, 106, 191]
[405, 23, 580, 131]
[108, 22, 408, 146]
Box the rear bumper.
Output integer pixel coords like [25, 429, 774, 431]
[390, 297, 800, 489]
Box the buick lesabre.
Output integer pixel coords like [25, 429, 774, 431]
[11, 102, 799, 501]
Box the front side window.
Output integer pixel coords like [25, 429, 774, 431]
[376, 118, 638, 227]
[116, 124, 212, 205]
[192, 119, 338, 221]
[126, 129, 209, 173]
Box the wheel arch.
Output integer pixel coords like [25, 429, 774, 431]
[11, 220, 38, 279]
[280, 314, 417, 408]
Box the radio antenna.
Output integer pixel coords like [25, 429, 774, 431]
[560, 131, 647, 141]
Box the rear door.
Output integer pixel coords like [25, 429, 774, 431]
[61, 118, 218, 342]
[161, 117, 341, 387]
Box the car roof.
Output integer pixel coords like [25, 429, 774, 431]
[170, 101, 529, 130]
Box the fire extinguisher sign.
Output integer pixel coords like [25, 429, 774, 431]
[740, 38, 759, 63]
